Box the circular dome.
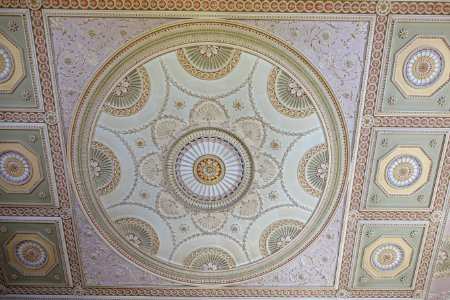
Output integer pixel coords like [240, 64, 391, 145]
[70, 20, 348, 284]
[166, 128, 253, 211]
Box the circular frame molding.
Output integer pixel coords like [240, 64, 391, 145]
[69, 20, 349, 285]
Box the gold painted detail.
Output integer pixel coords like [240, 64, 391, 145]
[184, 247, 236, 271]
[103, 67, 150, 116]
[434, 235, 450, 279]
[114, 217, 159, 256]
[259, 220, 304, 256]
[268, 67, 315, 118]
[177, 45, 241, 80]
[90, 141, 121, 195]
[297, 144, 328, 197]
[6, 233, 57, 277]
[193, 155, 225, 185]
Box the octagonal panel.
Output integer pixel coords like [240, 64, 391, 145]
[5, 232, 57, 277]
[392, 36, 450, 98]
[362, 236, 413, 279]
[0, 142, 43, 193]
[0, 30, 25, 93]
[376, 146, 431, 196]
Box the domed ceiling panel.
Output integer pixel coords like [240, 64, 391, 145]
[70, 20, 349, 284]
[1, 4, 450, 299]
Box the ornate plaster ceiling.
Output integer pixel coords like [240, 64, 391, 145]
[0, 1, 449, 300]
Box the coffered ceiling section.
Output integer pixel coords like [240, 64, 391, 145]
[0, 2, 449, 300]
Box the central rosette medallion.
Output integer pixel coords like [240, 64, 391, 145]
[166, 128, 253, 211]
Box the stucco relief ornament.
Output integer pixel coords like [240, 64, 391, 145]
[434, 235, 450, 279]
[0, 151, 31, 185]
[376, 0, 391, 15]
[404, 48, 443, 88]
[0, 45, 14, 83]
[15, 240, 48, 269]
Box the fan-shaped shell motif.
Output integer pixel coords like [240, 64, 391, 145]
[90, 142, 121, 195]
[138, 153, 163, 186]
[191, 210, 227, 233]
[152, 117, 186, 148]
[190, 101, 228, 125]
[259, 219, 304, 256]
[298, 144, 328, 197]
[103, 67, 150, 116]
[235, 118, 265, 149]
[268, 67, 315, 118]
[156, 191, 187, 219]
[254, 154, 279, 187]
[232, 192, 261, 219]
[177, 45, 241, 80]
[114, 217, 159, 255]
[184, 247, 236, 270]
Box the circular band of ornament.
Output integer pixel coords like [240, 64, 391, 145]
[103, 67, 150, 116]
[114, 217, 159, 256]
[15, 240, 48, 269]
[268, 67, 315, 118]
[297, 144, 328, 197]
[70, 20, 349, 284]
[386, 155, 421, 188]
[166, 128, 253, 211]
[434, 235, 450, 279]
[404, 47, 444, 88]
[259, 219, 304, 256]
[0, 151, 32, 185]
[90, 142, 121, 195]
[184, 247, 236, 271]
[177, 45, 241, 80]
[371, 243, 404, 271]
[0, 45, 14, 83]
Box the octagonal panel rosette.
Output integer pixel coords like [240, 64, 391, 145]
[5, 233, 57, 277]
[0, 31, 25, 93]
[362, 236, 413, 279]
[69, 20, 349, 285]
[0, 142, 43, 193]
[393, 36, 450, 97]
[376, 146, 431, 196]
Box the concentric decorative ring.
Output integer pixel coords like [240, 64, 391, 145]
[371, 243, 404, 271]
[0, 151, 32, 185]
[386, 155, 421, 188]
[166, 128, 253, 211]
[404, 47, 443, 88]
[184, 247, 236, 270]
[0, 45, 14, 83]
[15, 240, 48, 269]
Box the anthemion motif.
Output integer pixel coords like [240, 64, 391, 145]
[70, 20, 348, 285]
